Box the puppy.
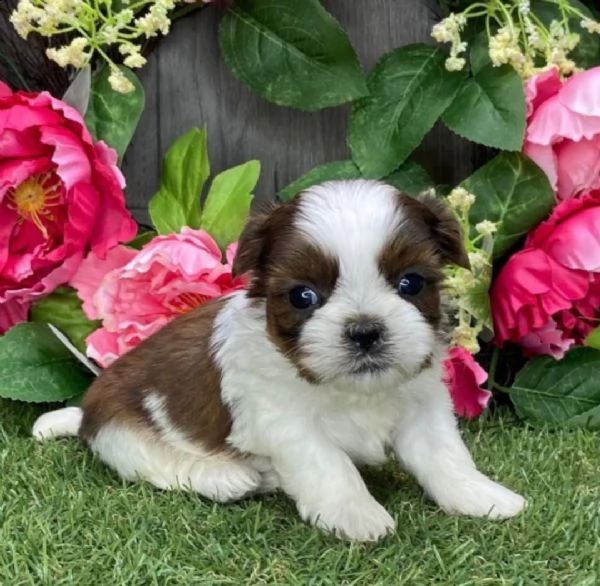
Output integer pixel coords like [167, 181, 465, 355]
[33, 180, 525, 541]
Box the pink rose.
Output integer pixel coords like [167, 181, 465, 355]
[71, 228, 246, 367]
[524, 67, 600, 201]
[443, 347, 492, 419]
[491, 190, 600, 358]
[0, 81, 137, 333]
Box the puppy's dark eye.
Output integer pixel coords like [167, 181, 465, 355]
[397, 273, 425, 296]
[288, 286, 321, 310]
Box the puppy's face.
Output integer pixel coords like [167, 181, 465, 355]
[233, 180, 469, 386]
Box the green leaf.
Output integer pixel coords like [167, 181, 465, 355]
[127, 230, 157, 250]
[531, 0, 600, 70]
[148, 128, 209, 234]
[509, 347, 600, 428]
[30, 287, 100, 355]
[278, 159, 434, 201]
[201, 160, 260, 249]
[279, 161, 362, 201]
[584, 327, 600, 351]
[348, 44, 468, 178]
[84, 65, 145, 161]
[218, 0, 368, 111]
[385, 160, 434, 196]
[0, 323, 93, 403]
[463, 152, 554, 258]
[442, 37, 526, 150]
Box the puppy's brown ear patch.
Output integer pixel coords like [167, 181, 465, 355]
[232, 200, 300, 285]
[231, 209, 272, 278]
[415, 191, 470, 270]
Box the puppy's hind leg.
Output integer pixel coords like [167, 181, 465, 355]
[89, 423, 262, 502]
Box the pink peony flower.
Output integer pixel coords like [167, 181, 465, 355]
[70, 228, 246, 367]
[443, 347, 492, 419]
[524, 66, 600, 201]
[491, 190, 600, 358]
[0, 81, 137, 333]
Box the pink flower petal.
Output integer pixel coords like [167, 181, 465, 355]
[519, 319, 574, 358]
[443, 347, 491, 419]
[555, 136, 600, 200]
[0, 81, 12, 98]
[86, 328, 120, 368]
[524, 141, 558, 190]
[0, 298, 30, 334]
[38, 124, 91, 189]
[527, 96, 600, 145]
[559, 67, 600, 117]
[545, 207, 600, 272]
[525, 68, 561, 118]
[70, 246, 137, 320]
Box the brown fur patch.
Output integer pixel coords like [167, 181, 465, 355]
[232, 196, 340, 383]
[79, 298, 231, 453]
[378, 192, 467, 330]
[265, 239, 339, 383]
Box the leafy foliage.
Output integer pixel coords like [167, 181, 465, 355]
[509, 348, 600, 428]
[348, 44, 467, 178]
[442, 37, 526, 150]
[84, 65, 145, 161]
[463, 152, 555, 258]
[219, 0, 368, 111]
[0, 323, 93, 403]
[30, 287, 100, 355]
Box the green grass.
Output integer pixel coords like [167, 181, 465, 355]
[1, 399, 600, 586]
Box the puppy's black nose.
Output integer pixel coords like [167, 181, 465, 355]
[347, 323, 383, 352]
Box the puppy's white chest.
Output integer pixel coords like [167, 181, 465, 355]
[318, 401, 400, 466]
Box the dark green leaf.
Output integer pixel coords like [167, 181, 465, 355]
[278, 158, 434, 201]
[218, 0, 368, 111]
[584, 326, 600, 350]
[84, 65, 145, 161]
[148, 128, 209, 234]
[127, 230, 156, 250]
[0, 323, 93, 403]
[531, 0, 600, 70]
[348, 44, 467, 178]
[30, 287, 100, 355]
[442, 37, 526, 150]
[463, 152, 554, 258]
[201, 160, 260, 249]
[385, 160, 434, 196]
[509, 347, 600, 428]
[279, 161, 362, 201]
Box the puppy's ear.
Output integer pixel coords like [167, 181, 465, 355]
[231, 210, 271, 278]
[416, 191, 471, 270]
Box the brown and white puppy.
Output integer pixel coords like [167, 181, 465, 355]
[33, 180, 525, 541]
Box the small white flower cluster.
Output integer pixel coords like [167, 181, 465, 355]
[431, 0, 600, 79]
[9, 0, 182, 93]
[432, 13, 468, 72]
[443, 187, 498, 353]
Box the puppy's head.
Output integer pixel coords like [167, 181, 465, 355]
[233, 180, 468, 386]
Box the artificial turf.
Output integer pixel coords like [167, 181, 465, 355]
[1, 398, 599, 586]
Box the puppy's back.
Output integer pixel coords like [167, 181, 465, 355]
[79, 296, 232, 452]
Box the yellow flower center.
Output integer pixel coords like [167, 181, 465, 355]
[6, 173, 63, 239]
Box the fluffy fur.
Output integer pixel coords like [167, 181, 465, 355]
[33, 180, 525, 541]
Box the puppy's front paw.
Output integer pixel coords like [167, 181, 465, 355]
[299, 495, 395, 542]
[437, 474, 526, 519]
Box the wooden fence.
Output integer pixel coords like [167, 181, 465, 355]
[0, 0, 491, 225]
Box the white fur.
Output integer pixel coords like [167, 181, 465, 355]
[33, 406, 82, 440]
[31, 180, 525, 541]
